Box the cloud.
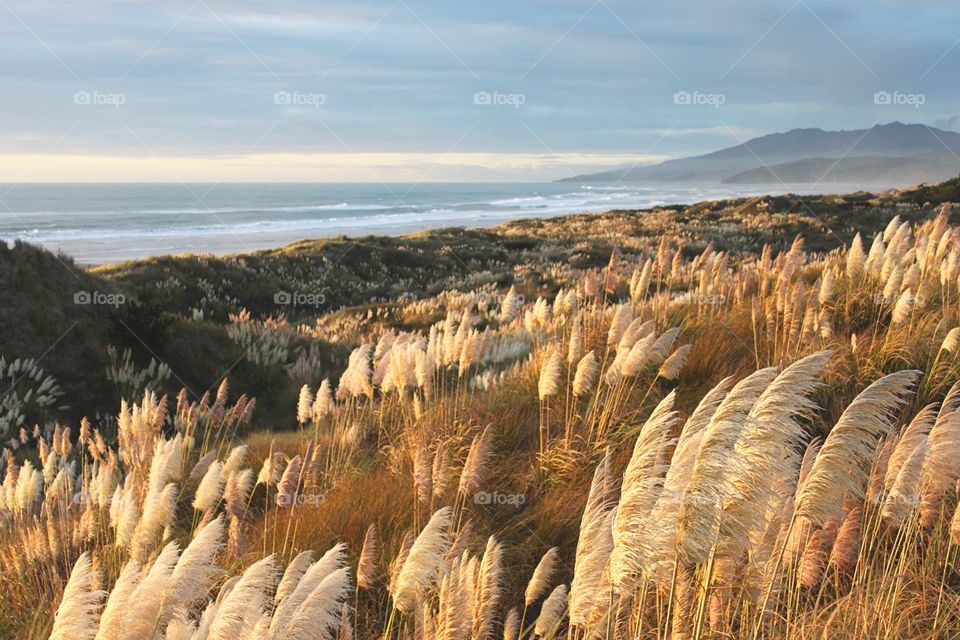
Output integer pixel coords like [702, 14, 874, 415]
[0, 151, 666, 182]
[0, 0, 958, 179]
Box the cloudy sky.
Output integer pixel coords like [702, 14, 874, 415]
[1, 0, 958, 181]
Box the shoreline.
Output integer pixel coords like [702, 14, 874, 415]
[0, 181, 892, 268]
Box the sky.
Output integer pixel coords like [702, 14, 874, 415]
[1, 0, 958, 181]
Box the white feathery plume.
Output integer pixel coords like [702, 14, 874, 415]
[501, 286, 521, 323]
[50, 553, 104, 640]
[649, 327, 680, 364]
[675, 376, 735, 454]
[503, 608, 521, 640]
[940, 327, 960, 354]
[193, 460, 225, 513]
[676, 367, 778, 565]
[393, 507, 454, 613]
[567, 314, 583, 366]
[525, 547, 560, 605]
[277, 455, 303, 507]
[569, 451, 615, 627]
[357, 523, 380, 589]
[819, 268, 834, 303]
[297, 384, 314, 425]
[607, 304, 632, 346]
[162, 516, 226, 621]
[883, 403, 937, 492]
[189, 450, 216, 483]
[114, 485, 139, 550]
[313, 379, 335, 418]
[618, 318, 655, 352]
[572, 351, 598, 397]
[722, 351, 830, 555]
[415, 351, 436, 400]
[610, 392, 679, 590]
[473, 536, 505, 640]
[646, 379, 734, 581]
[221, 445, 248, 478]
[538, 349, 564, 400]
[273, 566, 352, 640]
[15, 460, 42, 510]
[658, 344, 691, 381]
[846, 233, 866, 278]
[796, 370, 919, 526]
[95, 561, 141, 640]
[919, 383, 960, 524]
[534, 584, 568, 638]
[269, 567, 350, 640]
[121, 542, 180, 639]
[276, 550, 315, 603]
[272, 543, 348, 628]
[620, 332, 656, 378]
[882, 436, 929, 525]
[458, 426, 493, 498]
[163, 613, 197, 640]
[891, 288, 914, 325]
[131, 482, 177, 561]
[208, 555, 278, 640]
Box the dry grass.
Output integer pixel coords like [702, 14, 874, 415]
[4, 204, 960, 639]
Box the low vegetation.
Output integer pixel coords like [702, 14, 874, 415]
[2, 180, 960, 638]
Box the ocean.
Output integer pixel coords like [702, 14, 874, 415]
[0, 182, 867, 265]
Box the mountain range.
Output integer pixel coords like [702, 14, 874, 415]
[562, 122, 960, 186]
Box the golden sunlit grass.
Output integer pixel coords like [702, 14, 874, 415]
[4, 201, 960, 639]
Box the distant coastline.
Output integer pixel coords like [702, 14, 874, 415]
[0, 181, 879, 266]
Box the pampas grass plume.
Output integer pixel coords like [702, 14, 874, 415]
[525, 547, 560, 605]
[50, 553, 103, 640]
[393, 507, 453, 613]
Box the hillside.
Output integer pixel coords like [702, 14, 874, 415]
[4, 178, 960, 639]
[563, 122, 960, 185]
[0, 179, 954, 440]
[723, 152, 960, 184]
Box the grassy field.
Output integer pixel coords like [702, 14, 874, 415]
[3, 180, 960, 638]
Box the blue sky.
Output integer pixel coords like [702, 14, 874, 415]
[1, 0, 958, 180]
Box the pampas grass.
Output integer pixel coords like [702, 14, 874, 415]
[31, 200, 960, 640]
[676, 367, 777, 565]
[277, 550, 314, 603]
[357, 523, 381, 589]
[569, 451, 615, 628]
[393, 507, 453, 613]
[538, 350, 564, 400]
[95, 561, 141, 640]
[534, 584, 567, 638]
[49, 553, 103, 640]
[208, 555, 277, 639]
[610, 392, 678, 590]
[573, 352, 599, 397]
[525, 547, 560, 606]
[275, 567, 352, 640]
[796, 370, 919, 526]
